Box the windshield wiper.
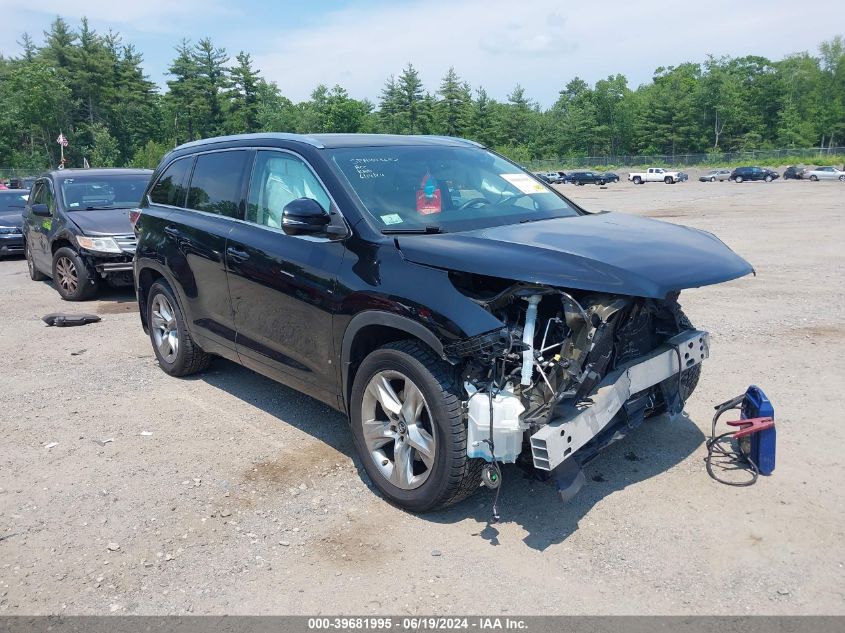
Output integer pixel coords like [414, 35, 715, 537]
[381, 226, 443, 235]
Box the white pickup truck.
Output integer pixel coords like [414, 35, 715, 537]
[627, 167, 687, 184]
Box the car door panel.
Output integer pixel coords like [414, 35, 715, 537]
[226, 150, 345, 394]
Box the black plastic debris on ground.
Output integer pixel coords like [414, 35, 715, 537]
[42, 313, 102, 327]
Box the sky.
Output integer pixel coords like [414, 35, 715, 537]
[0, 0, 842, 107]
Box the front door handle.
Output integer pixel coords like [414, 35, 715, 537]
[226, 246, 250, 263]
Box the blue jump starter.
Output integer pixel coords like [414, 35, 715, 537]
[741, 385, 776, 475]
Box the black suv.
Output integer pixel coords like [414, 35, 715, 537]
[134, 133, 752, 512]
[729, 166, 779, 183]
[23, 169, 152, 300]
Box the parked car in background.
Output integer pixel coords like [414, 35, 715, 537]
[540, 171, 565, 184]
[570, 171, 608, 185]
[729, 166, 779, 183]
[9, 177, 37, 191]
[699, 169, 732, 182]
[601, 172, 620, 183]
[805, 166, 845, 181]
[0, 189, 29, 258]
[557, 171, 572, 184]
[783, 165, 806, 180]
[22, 168, 152, 300]
[133, 133, 752, 512]
[534, 172, 552, 184]
[627, 167, 685, 184]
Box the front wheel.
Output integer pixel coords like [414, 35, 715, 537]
[809, 175, 818, 181]
[350, 340, 482, 512]
[147, 281, 211, 376]
[839, 175, 845, 182]
[633, 176, 642, 185]
[710, 177, 716, 182]
[664, 176, 673, 184]
[765, 175, 773, 182]
[52, 247, 98, 301]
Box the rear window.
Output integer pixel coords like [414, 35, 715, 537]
[149, 157, 192, 207]
[187, 151, 249, 218]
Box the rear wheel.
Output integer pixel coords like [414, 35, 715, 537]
[147, 281, 211, 376]
[350, 340, 482, 512]
[809, 175, 818, 181]
[735, 175, 743, 183]
[710, 176, 716, 182]
[26, 241, 46, 281]
[52, 247, 98, 301]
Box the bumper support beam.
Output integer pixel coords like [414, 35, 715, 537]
[530, 330, 709, 471]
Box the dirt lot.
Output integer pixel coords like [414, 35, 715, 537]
[1, 177, 844, 615]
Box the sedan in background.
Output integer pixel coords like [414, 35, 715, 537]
[805, 166, 845, 181]
[783, 165, 806, 180]
[0, 189, 29, 258]
[601, 172, 620, 183]
[730, 166, 779, 183]
[699, 169, 732, 182]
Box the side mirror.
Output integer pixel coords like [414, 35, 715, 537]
[281, 198, 331, 236]
[31, 203, 50, 217]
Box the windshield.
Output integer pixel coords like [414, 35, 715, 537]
[329, 146, 580, 232]
[59, 174, 149, 210]
[0, 191, 28, 212]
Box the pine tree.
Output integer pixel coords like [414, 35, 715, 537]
[436, 67, 471, 137]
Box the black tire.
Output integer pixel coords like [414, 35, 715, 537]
[839, 175, 845, 182]
[52, 247, 98, 301]
[810, 175, 818, 181]
[664, 176, 673, 184]
[350, 340, 482, 512]
[633, 176, 642, 185]
[764, 175, 773, 183]
[735, 175, 743, 183]
[598, 179, 605, 186]
[26, 240, 46, 281]
[710, 176, 716, 182]
[147, 280, 211, 377]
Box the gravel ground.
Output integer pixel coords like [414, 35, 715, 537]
[1, 176, 843, 615]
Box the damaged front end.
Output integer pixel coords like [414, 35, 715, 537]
[444, 273, 707, 500]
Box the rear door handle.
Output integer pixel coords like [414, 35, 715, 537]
[226, 246, 250, 262]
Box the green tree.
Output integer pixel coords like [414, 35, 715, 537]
[435, 67, 471, 136]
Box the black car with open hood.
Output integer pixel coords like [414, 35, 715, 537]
[22, 168, 152, 301]
[133, 133, 753, 512]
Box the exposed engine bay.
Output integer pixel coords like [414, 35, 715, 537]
[444, 272, 707, 498]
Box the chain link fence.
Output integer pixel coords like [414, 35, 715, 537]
[525, 146, 845, 171]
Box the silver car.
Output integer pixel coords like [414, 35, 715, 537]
[699, 169, 732, 182]
[805, 166, 845, 181]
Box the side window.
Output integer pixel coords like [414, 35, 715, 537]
[187, 151, 249, 218]
[149, 157, 192, 207]
[246, 151, 331, 228]
[29, 183, 43, 206]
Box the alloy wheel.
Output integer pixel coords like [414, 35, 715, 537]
[360, 370, 436, 490]
[55, 256, 78, 295]
[151, 294, 179, 364]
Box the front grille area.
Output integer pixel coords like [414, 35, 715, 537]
[113, 234, 137, 253]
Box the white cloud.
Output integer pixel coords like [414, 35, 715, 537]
[252, 0, 843, 106]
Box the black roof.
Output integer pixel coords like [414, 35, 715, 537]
[47, 168, 153, 178]
[174, 133, 483, 152]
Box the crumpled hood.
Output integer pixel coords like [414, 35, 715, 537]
[0, 211, 23, 228]
[396, 212, 753, 299]
[67, 209, 133, 236]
